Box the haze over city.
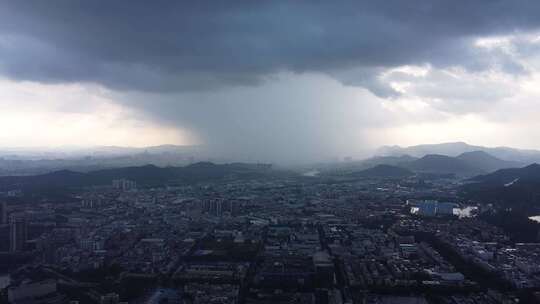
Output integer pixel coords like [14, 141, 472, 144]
[3, 1, 540, 162]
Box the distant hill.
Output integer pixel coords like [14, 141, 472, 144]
[0, 162, 276, 192]
[342, 150, 523, 178]
[378, 142, 476, 158]
[468, 163, 540, 184]
[360, 155, 418, 168]
[462, 164, 540, 214]
[406, 154, 484, 176]
[456, 151, 522, 172]
[376, 142, 539, 163]
[348, 164, 414, 179]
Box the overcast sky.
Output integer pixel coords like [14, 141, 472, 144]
[2, 1, 540, 162]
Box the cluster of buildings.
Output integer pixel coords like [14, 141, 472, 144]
[0, 173, 538, 303]
[395, 218, 540, 290]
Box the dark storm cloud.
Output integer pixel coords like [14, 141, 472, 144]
[1, 0, 540, 95]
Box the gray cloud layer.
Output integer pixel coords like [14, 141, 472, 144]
[1, 1, 540, 95]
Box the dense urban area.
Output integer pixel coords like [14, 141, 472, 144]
[1, 154, 540, 304]
[5, 0, 540, 303]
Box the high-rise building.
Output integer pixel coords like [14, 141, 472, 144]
[81, 195, 103, 209]
[112, 179, 137, 191]
[203, 198, 226, 217]
[0, 201, 7, 225]
[211, 199, 223, 217]
[10, 216, 28, 252]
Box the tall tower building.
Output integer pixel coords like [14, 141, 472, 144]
[10, 217, 27, 252]
[0, 201, 6, 225]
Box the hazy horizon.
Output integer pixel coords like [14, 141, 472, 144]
[3, 141, 540, 166]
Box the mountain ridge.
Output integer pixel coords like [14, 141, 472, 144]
[0, 162, 275, 192]
[353, 150, 521, 177]
[456, 151, 522, 172]
[405, 154, 482, 176]
[376, 142, 540, 164]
